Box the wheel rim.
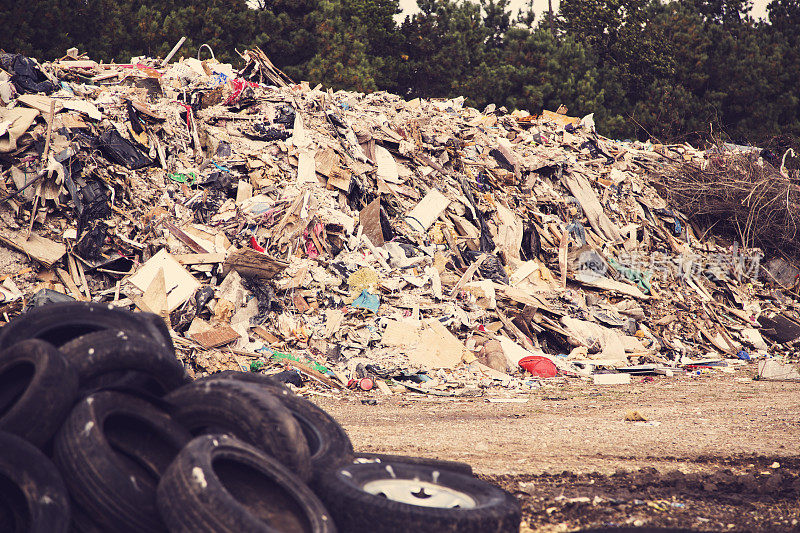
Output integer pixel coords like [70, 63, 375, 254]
[362, 478, 476, 509]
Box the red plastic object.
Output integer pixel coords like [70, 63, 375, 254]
[249, 236, 265, 253]
[518, 356, 557, 378]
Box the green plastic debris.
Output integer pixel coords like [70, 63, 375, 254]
[168, 172, 197, 184]
[249, 360, 264, 372]
[608, 257, 652, 295]
[268, 349, 329, 374]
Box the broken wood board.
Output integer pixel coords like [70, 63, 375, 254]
[496, 202, 524, 265]
[222, 248, 289, 279]
[540, 109, 580, 128]
[174, 253, 226, 265]
[315, 148, 351, 191]
[758, 313, 800, 343]
[253, 325, 280, 344]
[55, 268, 88, 301]
[163, 221, 209, 254]
[561, 170, 623, 242]
[284, 359, 346, 390]
[359, 198, 384, 247]
[382, 318, 421, 346]
[0, 233, 66, 268]
[191, 325, 241, 349]
[374, 145, 400, 182]
[128, 249, 200, 312]
[496, 285, 557, 315]
[758, 359, 800, 381]
[450, 254, 487, 296]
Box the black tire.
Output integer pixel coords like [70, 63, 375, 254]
[0, 431, 70, 533]
[203, 371, 354, 480]
[579, 526, 697, 533]
[354, 453, 473, 477]
[68, 500, 105, 533]
[53, 391, 191, 532]
[207, 370, 285, 387]
[0, 302, 173, 352]
[0, 339, 78, 447]
[315, 461, 520, 533]
[59, 330, 189, 396]
[156, 434, 336, 533]
[165, 379, 312, 482]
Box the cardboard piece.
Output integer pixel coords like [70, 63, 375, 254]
[405, 189, 450, 233]
[297, 148, 317, 186]
[374, 145, 399, 182]
[128, 249, 200, 312]
[407, 320, 464, 369]
[0, 108, 39, 153]
[139, 267, 167, 315]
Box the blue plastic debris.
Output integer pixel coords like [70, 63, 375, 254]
[351, 290, 380, 313]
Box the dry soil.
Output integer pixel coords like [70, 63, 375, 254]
[313, 371, 800, 531]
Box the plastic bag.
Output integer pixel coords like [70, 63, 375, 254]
[98, 128, 153, 170]
[0, 54, 57, 95]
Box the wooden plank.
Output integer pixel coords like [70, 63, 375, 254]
[496, 308, 536, 351]
[560, 170, 622, 242]
[191, 325, 240, 349]
[222, 248, 289, 279]
[253, 325, 280, 344]
[174, 253, 226, 265]
[55, 268, 88, 301]
[163, 221, 209, 254]
[284, 359, 346, 390]
[450, 254, 487, 297]
[0, 233, 66, 268]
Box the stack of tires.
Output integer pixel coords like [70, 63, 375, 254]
[0, 302, 521, 533]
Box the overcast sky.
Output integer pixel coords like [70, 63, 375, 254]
[397, 0, 770, 22]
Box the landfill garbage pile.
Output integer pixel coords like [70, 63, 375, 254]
[0, 302, 521, 532]
[0, 47, 799, 399]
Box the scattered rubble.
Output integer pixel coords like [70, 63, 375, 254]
[1, 47, 800, 397]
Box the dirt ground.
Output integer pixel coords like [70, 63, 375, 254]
[313, 371, 800, 532]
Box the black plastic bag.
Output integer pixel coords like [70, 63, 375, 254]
[241, 122, 292, 141]
[0, 54, 57, 95]
[76, 181, 111, 232]
[462, 250, 509, 284]
[98, 128, 153, 170]
[520, 222, 541, 261]
[74, 220, 108, 261]
[273, 106, 296, 126]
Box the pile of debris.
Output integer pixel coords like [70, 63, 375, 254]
[1, 46, 799, 397]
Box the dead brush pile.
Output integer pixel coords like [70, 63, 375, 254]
[653, 148, 800, 256]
